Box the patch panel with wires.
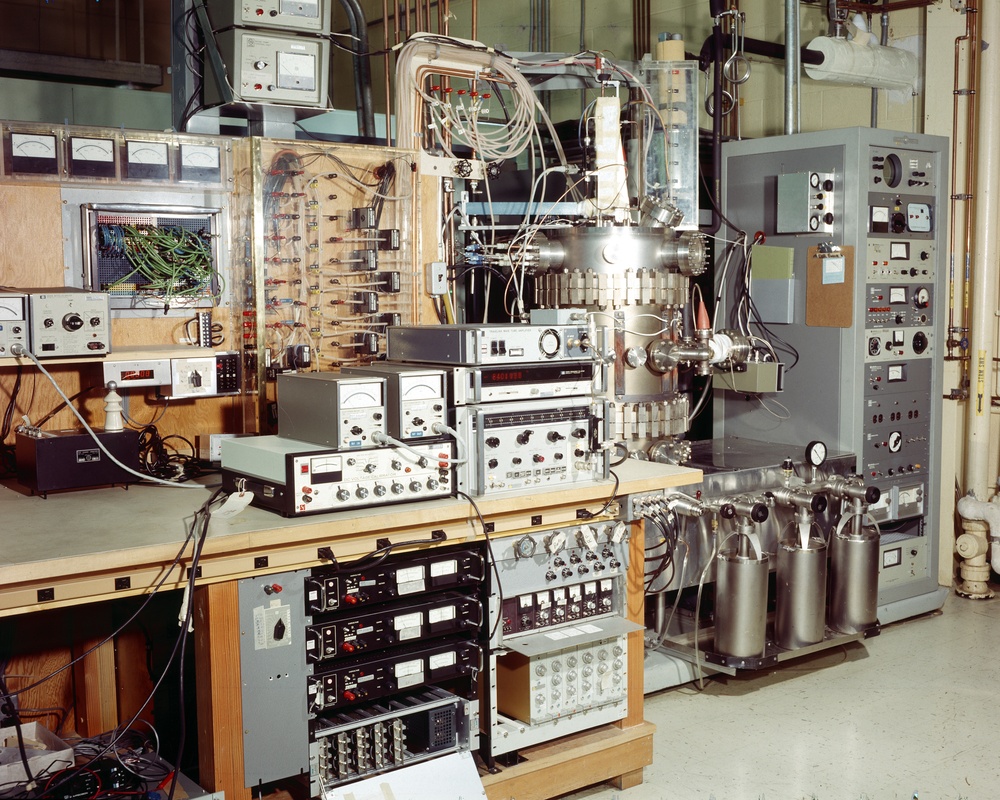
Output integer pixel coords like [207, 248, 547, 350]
[83, 206, 222, 313]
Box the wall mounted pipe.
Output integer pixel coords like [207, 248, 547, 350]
[338, 0, 376, 139]
[785, 0, 801, 134]
[956, 495, 1000, 578]
[965, 0, 999, 500]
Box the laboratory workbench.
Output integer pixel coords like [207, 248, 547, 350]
[0, 460, 701, 800]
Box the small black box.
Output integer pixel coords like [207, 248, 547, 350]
[16, 429, 141, 495]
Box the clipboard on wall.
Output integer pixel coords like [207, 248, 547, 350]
[805, 245, 854, 327]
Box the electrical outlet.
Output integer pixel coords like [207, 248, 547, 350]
[426, 261, 447, 296]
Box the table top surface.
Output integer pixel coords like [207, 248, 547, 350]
[0, 460, 702, 586]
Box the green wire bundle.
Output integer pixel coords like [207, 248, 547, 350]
[110, 224, 217, 312]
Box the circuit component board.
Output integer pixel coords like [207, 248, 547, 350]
[246, 140, 423, 374]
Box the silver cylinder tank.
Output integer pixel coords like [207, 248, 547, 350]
[714, 549, 769, 658]
[828, 523, 879, 634]
[775, 535, 828, 649]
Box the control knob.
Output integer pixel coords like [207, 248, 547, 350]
[516, 430, 533, 445]
[409, 481, 422, 493]
[373, 484, 387, 497]
[355, 487, 369, 499]
[391, 482, 405, 495]
[62, 313, 84, 331]
[336, 488, 351, 502]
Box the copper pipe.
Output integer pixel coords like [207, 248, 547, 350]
[471, 0, 478, 40]
[384, 0, 392, 145]
[947, 0, 979, 371]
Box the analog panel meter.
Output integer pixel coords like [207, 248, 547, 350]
[9, 132, 59, 175]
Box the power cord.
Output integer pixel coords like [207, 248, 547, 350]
[10, 344, 202, 489]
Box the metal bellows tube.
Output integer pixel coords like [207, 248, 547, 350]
[775, 533, 828, 649]
[828, 519, 879, 634]
[714, 544, 769, 659]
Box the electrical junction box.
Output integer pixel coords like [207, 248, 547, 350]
[713, 361, 785, 394]
[777, 171, 836, 234]
[206, 29, 330, 108]
[206, 0, 331, 32]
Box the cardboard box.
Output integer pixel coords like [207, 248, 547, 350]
[0, 722, 73, 784]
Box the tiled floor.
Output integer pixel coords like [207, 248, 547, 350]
[561, 591, 1000, 800]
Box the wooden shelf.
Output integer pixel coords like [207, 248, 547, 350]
[0, 345, 216, 368]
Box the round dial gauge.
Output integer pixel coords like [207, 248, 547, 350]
[538, 328, 561, 357]
[514, 535, 537, 559]
[913, 287, 930, 309]
[809, 172, 821, 188]
[805, 440, 827, 467]
[887, 431, 903, 453]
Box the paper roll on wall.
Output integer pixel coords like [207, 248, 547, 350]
[803, 36, 918, 92]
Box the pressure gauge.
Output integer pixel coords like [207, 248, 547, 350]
[514, 534, 537, 560]
[809, 172, 821, 189]
[805, 440, 827, 468]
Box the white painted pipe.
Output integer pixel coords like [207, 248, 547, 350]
[957, 495, 1000, 573]
[964, 2, 1000, 501]
[803, 36, 918, 91]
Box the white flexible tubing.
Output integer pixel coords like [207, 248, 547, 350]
[371, 422, 467, 466]
[12, 344, 203, 489]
